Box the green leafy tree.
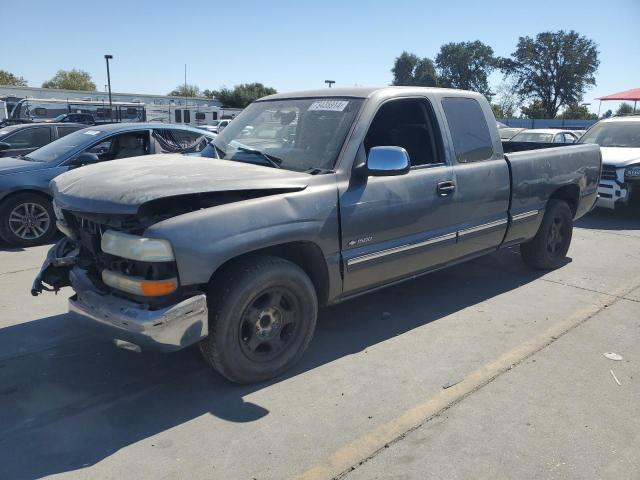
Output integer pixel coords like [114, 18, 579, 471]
[435, 41, 496, 95]
[602, 109, 613, 119]
[501, 30, 599, 118]
[213, 83, 277, 108]
[202, 89, 215, 99]
[42, 69, 96, 91]
[521, 100, 552, 119]
[558, 104, 597, 120]
[391, 51, 438, 87]
[168, 84, 201, 97]
[615, 102, 635, 116]
[0, 70, 27, 86]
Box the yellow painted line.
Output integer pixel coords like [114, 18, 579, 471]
[296, 283, 638, 480]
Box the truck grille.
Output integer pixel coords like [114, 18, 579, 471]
[601, 165, 618, 181]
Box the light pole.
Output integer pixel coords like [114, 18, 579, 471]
[324, 80, 335, 88]
[104, 55, 113, 121]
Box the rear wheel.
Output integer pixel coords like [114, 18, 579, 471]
[520, 200, 573, 270]
[0, 192, 57, 247]
[199, 255, 318, 384]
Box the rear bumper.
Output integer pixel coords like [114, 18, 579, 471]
[69, 268, 208, 352]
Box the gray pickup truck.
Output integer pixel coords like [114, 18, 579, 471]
[33, 87, 601, 383]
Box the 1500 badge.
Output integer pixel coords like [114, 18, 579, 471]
[348, 236, 373, 247]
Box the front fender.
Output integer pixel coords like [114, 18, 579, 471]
[145, 183, 340, 286]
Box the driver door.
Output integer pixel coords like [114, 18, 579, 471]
[340, 97, 459, 294]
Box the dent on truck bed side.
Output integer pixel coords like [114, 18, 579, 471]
[503, 143, 601, 244]
[144, 175, 341, 296]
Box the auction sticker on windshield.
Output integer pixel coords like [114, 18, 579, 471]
[83, 130, 101, 136]
[308, 100, 349, 112]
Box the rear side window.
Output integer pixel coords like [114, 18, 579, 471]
[5, 127, 51, 148]
[442, 97, 493, 163]
[175, 109, 182, 123]
[183, 110, 191, 123]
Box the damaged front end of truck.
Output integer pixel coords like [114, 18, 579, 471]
[31, 154, 311, 353]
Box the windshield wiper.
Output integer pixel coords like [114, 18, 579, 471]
[235, 145, 283, 169]
[304, 167, 334, 175]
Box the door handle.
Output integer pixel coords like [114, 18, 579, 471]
[437, 180, 456, 196]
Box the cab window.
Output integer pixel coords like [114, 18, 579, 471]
[441, 97, 493, 163]
[364, 98, 443, 167]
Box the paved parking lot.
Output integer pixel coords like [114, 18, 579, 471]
[0, 209, 638, 480]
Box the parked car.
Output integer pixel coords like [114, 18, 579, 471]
[0, 123, 84, 158]
[48, 113, 96, 125]
[0, 123, 215, 246]
[510, 129, 580, 144]
[578, 116, 640, 210]
[33, 87, 600, 383]
[499, 127, 525, 141]
[203, 118, 232, 133]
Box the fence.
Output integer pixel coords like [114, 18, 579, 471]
[498, 118, 597, 130]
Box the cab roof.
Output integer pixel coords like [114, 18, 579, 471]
[260, 86, 477, 101]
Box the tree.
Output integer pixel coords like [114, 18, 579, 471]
[435, 41, 496, 95]
[212, 83, 277, 108]
[491, 80, 522, 118]
[602, 109, 613, 119]
[615, 103, 635, 116]
[42, 69, 96, 91]
[0, 70, 27, 87]
[168, 84, 201, 97]
[501, 30, 599, 118]
[391, 51, 438, 87]
[558, 104, 597, 120]
[521, 100, 551, 119]
[202, 89, 215, 99]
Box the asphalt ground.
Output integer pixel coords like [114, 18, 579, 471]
[0, 208, 638, 480]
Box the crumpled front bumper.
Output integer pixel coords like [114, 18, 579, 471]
[32, 238, 209, 352]
[69, 268, 209, 352]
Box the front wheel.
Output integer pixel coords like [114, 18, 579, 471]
[0, 193, 57, 247]
[520, 200, 573, 270]
[199, 255, 318, 384]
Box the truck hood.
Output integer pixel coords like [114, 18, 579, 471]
[51, 154, 310, 215]
[0, 156, 47, 176]
[600, 147, 640, 168]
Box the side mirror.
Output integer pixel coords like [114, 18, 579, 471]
[366, 146, 410, 176]
[69, 152, 100, 166]
[0, 142, 10, 151]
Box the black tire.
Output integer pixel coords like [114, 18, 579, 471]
[0, 192, 57, 247]
[520, 200, 573, 270]
[199, 255, 318, 384]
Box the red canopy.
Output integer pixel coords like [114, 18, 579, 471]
[597, 88, 640, 101]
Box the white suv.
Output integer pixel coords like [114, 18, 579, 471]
[579, 116, 640, 209]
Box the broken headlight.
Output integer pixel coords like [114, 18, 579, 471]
[101, 230, 174, 262]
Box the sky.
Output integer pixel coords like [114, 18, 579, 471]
[1, 0, 639, 114]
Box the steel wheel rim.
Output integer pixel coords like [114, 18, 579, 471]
[239, 287, 300, 362]
[8, 202, 51, 240]
[546, 215, 566, 256]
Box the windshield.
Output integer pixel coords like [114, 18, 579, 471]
[511, 131, 554, 143]
[212, 97, 363, 172]
[25, 128, 102, 162]
[578, 122, 640, 148]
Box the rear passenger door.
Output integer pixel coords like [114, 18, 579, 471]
[440, 97, 510, 258]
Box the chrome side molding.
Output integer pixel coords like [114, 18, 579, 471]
[512, 210, 540, 222]
[347, 232, 456, 267]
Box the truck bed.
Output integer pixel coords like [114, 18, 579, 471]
[502, 143, 601, 244]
